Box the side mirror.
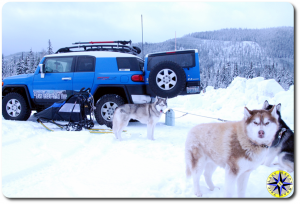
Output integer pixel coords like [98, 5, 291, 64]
[39, 64, 45, 78]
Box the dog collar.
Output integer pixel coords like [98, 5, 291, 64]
[249, 140, 269, 148]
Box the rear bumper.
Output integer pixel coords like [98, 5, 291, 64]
[179, 81, 201, 95]
[145, 81, 201, 97]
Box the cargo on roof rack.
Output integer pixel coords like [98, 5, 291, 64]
[55, 40, 141, 55]
[73, 40, 132, 45]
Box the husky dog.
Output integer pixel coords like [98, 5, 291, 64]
[262, 100, 294, 172]
[112, 97, 168, 140]
[185, 106, 279, 197]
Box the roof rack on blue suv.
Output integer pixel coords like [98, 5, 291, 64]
[56, 40, 141, 55]
[2, 40, 201, 128]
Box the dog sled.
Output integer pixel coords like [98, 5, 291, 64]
[35, 88, 95, 131]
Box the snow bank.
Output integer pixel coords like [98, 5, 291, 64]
[169, 77, 294, 128]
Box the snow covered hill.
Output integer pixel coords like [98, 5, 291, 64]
[1, 77, 294, 198]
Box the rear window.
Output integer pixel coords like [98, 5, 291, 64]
[117, 57, 144, 71]
[147, 51, 195, 70]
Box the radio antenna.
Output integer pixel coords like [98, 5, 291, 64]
[141, 15, 144, 60]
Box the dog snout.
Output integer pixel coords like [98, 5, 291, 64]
[258, 130, 265, 138]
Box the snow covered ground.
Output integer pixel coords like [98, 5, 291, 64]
[1, 77, 294, 198]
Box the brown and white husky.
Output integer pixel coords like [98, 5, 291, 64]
[185, 106, 279, 197]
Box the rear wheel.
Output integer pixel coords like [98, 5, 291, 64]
[95, 94, 125, 128]
[2, 92, 31, 121]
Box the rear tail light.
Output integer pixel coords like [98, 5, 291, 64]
[131, 75, 144, 82]
[2, 82, 3, 86]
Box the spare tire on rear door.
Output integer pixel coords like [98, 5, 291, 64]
[148, 61, 186, 98]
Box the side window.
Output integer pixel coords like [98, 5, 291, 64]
[76, 56, 95, 72]
[117, 57, 143, 71]
[44, 57, 73, 73]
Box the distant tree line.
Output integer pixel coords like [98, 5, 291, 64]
[2, 40, 54, 78]
[199, 60, 294, 91]
[135, 27, 294, 90]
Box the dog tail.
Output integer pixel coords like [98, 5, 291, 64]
[185, 148, 193, 178]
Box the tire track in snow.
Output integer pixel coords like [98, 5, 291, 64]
[2, 135, 94, 185]
[2, 134, 39, 147]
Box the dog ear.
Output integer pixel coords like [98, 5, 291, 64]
[262, 100, 269, 109]
[154, 96, 158, 103]
[244, 107, 252, 120]
[268, 105, 278, 119]
[276, 103, 281, 114]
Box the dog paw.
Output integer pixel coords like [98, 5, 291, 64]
[209, 186, 220, 191]
[195, 192, 202, 197]
[214, 186, 220, 191]
[194, 190, 202, 197]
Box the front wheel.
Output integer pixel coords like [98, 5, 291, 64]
[2, 92, 31, 121]
[95, 94, 125, 128]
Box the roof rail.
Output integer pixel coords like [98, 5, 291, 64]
[55, 40, 141, 55]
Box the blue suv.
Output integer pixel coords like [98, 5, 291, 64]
[2, 40, 201, 127]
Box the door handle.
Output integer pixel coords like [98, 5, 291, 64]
[62, 77, 72, 81]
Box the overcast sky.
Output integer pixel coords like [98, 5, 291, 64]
[1, 1, 294, 56]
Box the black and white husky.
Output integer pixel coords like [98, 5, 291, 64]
[112, 97, 168, 140]
[262, 100, 294, 172]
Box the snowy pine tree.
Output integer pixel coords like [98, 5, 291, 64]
[268, 63, 275, 79]
[262, 65, 270, 79]
[284, 72, 294, 90]
[232, 63, 239, 78]
[248, 62, 255, 79]
[219, 65, 226, 88]
[2, 54, 6, 78]
[225, 62, 232, 86]
[276, 65, 285, 84]
[27, 48, 35, 73]
[8, 57, 16, 76]
[47, 39, 54, 55]
[23, 55, 30, 74]
[16, 58, 25, 75]
[215, 69, 220, 89]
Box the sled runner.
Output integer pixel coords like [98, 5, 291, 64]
[35, 88, 94, 131]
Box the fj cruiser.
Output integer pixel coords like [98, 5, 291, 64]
[2, 40, 201, 127]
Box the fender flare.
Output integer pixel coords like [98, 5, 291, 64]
[2, 85, 33, 109]
[93, 85, 132, 104]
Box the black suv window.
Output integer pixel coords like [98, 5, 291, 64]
[147, 51, 195, 70]
[117, 57, 143, 71]
[76, 56, 95, 72]
[44, 57, 73, 73]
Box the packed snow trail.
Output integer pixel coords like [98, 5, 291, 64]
[2, 77, 294, 197]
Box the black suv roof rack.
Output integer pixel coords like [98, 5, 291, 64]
[55, 40, 141, 55]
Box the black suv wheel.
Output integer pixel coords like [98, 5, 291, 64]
[95, 94, 125, 128]
[2, 92, 31, 121]
[149, 61, 186, 98]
